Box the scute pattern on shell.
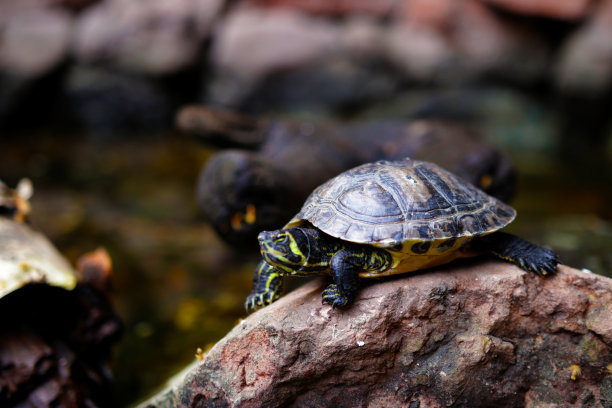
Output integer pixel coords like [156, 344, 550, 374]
[288, 159, 516, 247]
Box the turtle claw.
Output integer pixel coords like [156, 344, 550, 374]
[245, 261, 284, 313]
[515, 247, 559, 278]
[481, 232, 560, 278]
[322, 284, 348, 308]
[245, 290, 280, 313]
[244, 293, 261, 313]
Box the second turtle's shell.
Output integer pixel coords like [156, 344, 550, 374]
[286, 159, 516, 248]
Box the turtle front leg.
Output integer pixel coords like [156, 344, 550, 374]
[474, 231, 559, 277]
[245, 260, 284, 312]
[323, 250, 362, 308]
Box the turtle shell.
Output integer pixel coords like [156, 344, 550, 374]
[285, 159, 516, 248]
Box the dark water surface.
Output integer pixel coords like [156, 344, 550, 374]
[0, 126, 610, 405]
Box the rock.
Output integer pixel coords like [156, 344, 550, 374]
[142, 262, 612, 407]
[72, 0, 224, 75]
[451, 0, 549, 83]
[0, 0, 70, 127]
[339, 16, 387, 61]
[209, 7, 340, 102]
[243, 0, 396, 17]
[0, 1, 72, 77]
[384, 23, 456, 83]
[207, 7, 400, 111]
[480, 0, 593, 20]
[555, 0, 612, 95]
[397, 0, 455, 30]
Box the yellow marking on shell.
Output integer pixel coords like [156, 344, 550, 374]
[376, 237, 471, 256]
[569, 364, 581, 381]
[361, 237, 475, 278]
[245, 204, 256, 224]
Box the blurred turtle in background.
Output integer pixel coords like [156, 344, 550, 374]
[178, 106, 516, 249]
[0, 181, 121, 407]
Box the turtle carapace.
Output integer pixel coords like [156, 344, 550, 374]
[246, 159, 558, 311]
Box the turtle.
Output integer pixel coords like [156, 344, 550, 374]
[245, 158, 559, 311]
[185, 105, 516, 248]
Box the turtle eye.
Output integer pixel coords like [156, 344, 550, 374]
[274, 233, 287, 243]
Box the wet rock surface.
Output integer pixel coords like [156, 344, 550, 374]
[144, 262, 612, 407]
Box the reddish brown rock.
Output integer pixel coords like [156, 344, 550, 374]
[398, 0, 456, 31]
[144, 262, 612, 407]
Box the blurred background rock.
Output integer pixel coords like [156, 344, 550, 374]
[1, 0, 611, 405]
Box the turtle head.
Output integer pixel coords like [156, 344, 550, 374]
[258, 228, 310, 275]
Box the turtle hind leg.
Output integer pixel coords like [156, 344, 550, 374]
[245, 260, 284, 312]
[475, 231, 559, 277]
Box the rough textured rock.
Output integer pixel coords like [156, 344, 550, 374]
[144, 262, 612, 407]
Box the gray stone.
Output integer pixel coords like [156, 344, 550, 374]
[0, 1, 72, 77]
[72, 0, 224, 75]
[556, 1, 612, 95]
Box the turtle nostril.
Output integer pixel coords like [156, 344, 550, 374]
[258, 231, 273, 242]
